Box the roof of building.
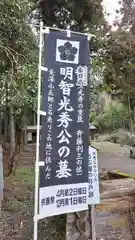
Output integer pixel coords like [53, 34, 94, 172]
[89, 123, 97, 130]
[25, 125, 41, 131]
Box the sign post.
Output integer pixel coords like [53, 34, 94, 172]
[34, 21, 44, 240]
[34, 22, 90, 240]
[88, 146, 100, 240]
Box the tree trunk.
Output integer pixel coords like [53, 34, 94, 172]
[9, 105, 15, 158]
[4, 107, 9, 143]
[23, 123, 27, 145]
[128, 95, 133, 134]
[66, 211, 90, 240]
[133, 106, 135, 122]
[4, 75, 9, 143]
[33, 111, 36, 125]
[0, 107, 2, 141]
[22, 107, 28, 146]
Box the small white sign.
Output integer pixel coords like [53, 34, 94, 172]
[88, 146, 100, 205]
[27, 132, 32, 142]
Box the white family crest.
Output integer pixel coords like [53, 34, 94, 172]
[56, 39, 80, 64]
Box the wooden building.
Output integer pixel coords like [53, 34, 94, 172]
[23, 125, 41, 143]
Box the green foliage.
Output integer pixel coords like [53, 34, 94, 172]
[90, 112, 96, 122]
[38, 0, 104, 32]
[13, 167, 34, 185]
[93, 101, 129, 131]
[0, 0, 106, 131]
[102, 0, 135, 95]
[103, 30, 135, 94]
[12, 59, 38, 107]
[0, 0, 36, 62]
[90, 57, 104, 111]
[104, 129, 135, 146]
[0, 0, 38, 127]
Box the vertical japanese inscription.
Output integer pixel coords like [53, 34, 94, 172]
[88, 147, 100, 204]
[88, 151, 93, 199]
[45, 69, 54, 179]
[76, 66, 88, 176]
[56, 67, 74, 179]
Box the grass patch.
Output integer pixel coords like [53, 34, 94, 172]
[2, 167, 34, 214]
[11, 167, 34, 186]
[3, 197, 20, 212]
[2, 167, 34, 215]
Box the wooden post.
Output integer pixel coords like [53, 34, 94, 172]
[84, 208, 91, 239]
[91, 205, 96, 240]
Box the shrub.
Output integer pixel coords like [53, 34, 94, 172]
[93, 101, 129, 132]
[105, 129, 135, 146]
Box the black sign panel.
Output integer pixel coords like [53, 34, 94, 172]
[39, 30, 89, 217]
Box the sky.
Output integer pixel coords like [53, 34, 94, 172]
[103, 0, 120, 24]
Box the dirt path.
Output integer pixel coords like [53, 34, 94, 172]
[98, 151, 135, 175]
[92, 142, 135, 175]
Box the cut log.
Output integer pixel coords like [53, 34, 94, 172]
[66, 178, 135, 240]
[100, 178, 135, 200]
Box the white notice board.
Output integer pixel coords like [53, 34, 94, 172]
[88, 146, 100, 205]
